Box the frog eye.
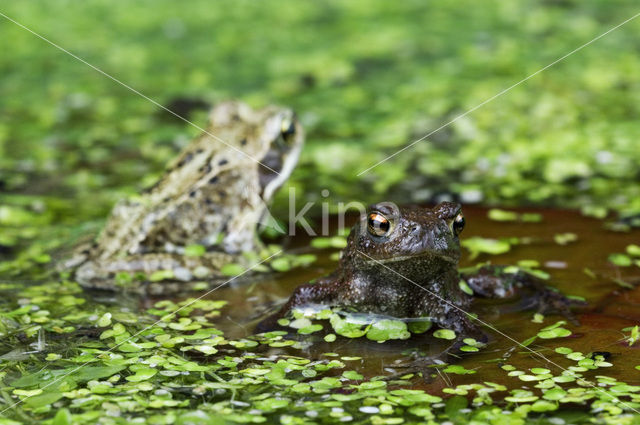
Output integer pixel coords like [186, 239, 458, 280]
[367, 212, 391, 237]
[452, 212, 465, 236]
[280, 118, 296, 140]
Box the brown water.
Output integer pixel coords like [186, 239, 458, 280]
[174, 206, 640, 393]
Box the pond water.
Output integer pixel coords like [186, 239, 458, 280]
[2, 204, 640, 423]
[91, 205, 640, 394]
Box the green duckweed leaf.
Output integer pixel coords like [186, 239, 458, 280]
[270, 257, 291, 272]
[537, 327, 571, 339]
[554, 232, 578, 245]
[530, 400, 558, 412]
[149, 269, 174, 282]
[433, 329, 456, 340]
[407, 319, 432, 334]
[329, 314, 369, 338]
[608, 253, 632, 267]
[443, 365, 476, 375]
[324, 333, 336, 342]
[487, 209, 518, 222]
[298, 324, 323, 335]
[531, 368, 550, 374]
[462, 237, 511, 259]
[219, 263, 245, 276]
[458, 279, 473, 296]
[626, 244, 640, 257]
[311, 237, 347, 249]
[289, 317, 313, 329]
[366, 319, 410, 342]
[555, 347, 572, 355]
[626, 325, 639, 346]
[96, 312, 112, 327]
[184, 244, 206, 257]
[52, 408, 73, 425]
[542, 387, 567, 401]
[342, 370, 363, 380]
[125, 368, 157, 382]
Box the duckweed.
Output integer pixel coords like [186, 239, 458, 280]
[461, 237, 512, 258]
[488, 209, 542, 223]
[623, 326, 639, 347]
[3, 1, 640, 423]
[554, 233, 579, 245]
[608, 253, 634, 267]
[537, 321, 572, 339]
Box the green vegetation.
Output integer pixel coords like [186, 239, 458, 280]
[2, 280, 640, 424]
[2, 0, 640, 218]
[2, 0, 640, 424]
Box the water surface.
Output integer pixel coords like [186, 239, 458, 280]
[161, 205, 640, 392]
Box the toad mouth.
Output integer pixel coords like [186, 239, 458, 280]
[360, 250, 458, 265]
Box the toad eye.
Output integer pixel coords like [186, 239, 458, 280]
[367, 212, 391, 237]
[452, 212, 465, 236]
[280, 118, 296, 140]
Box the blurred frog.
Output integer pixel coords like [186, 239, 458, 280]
[67, 101, 303, 294]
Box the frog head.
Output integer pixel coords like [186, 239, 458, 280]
[341, 202, 465, 281]
[254, 107, 304, 202]
[207, 102, 304, 203]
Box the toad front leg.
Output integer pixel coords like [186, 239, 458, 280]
[255, 274, 343, 333]
[460, 265, 586, 323]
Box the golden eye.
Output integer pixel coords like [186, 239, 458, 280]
[367, 212, 391, 237]
[281, 118, 296, 139]
[452, 212, 465, 235]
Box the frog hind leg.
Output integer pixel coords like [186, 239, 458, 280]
[461, 265, 586, 324]
[74, 251, 235, 294]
